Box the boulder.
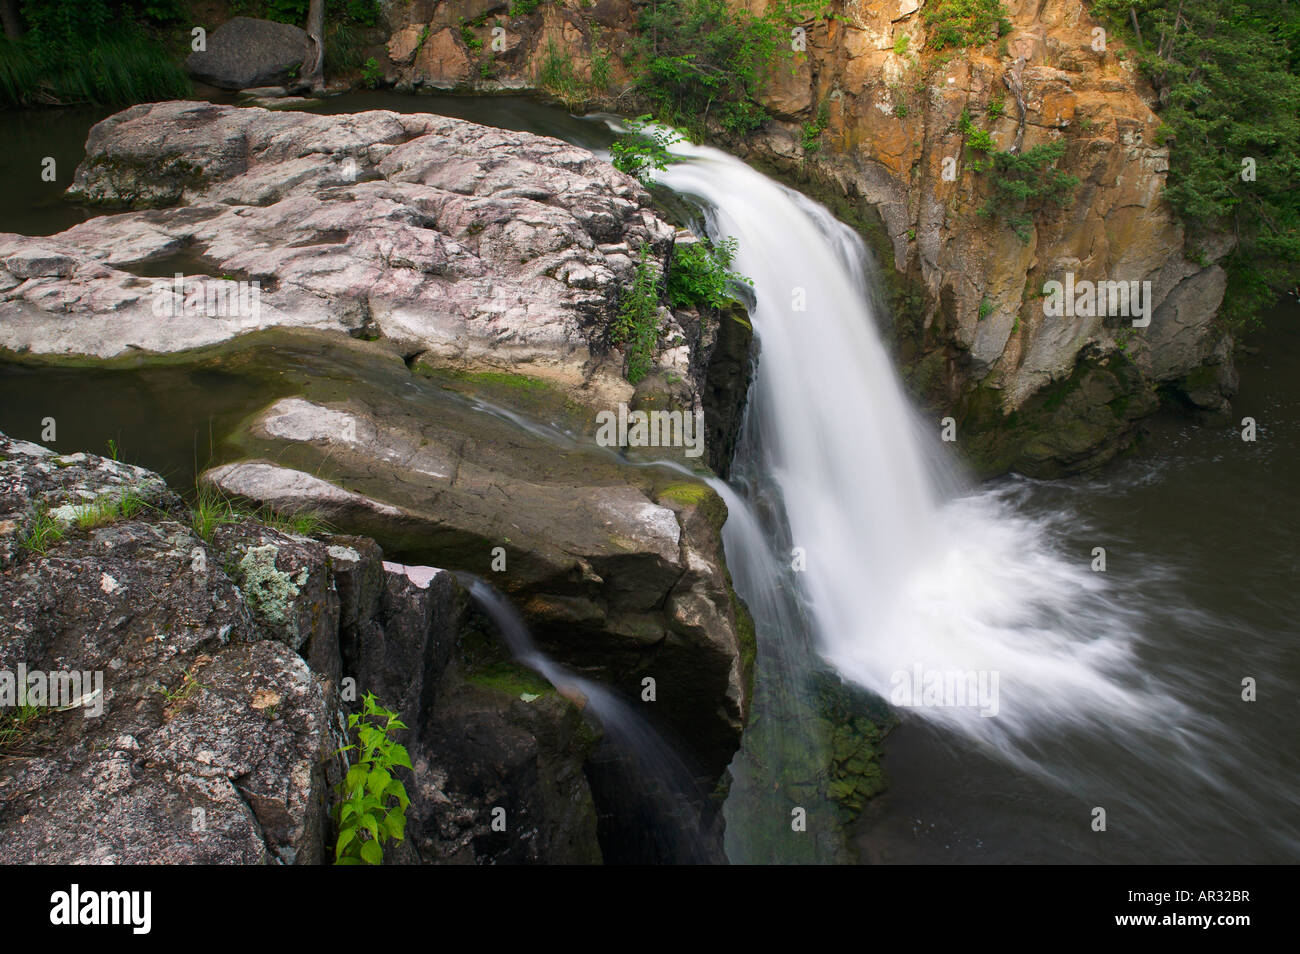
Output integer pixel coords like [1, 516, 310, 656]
[186, 17, 309, 90]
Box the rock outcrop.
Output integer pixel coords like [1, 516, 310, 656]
[0, 99, 754, 785]
[0, 100, 702, 414]
[0, 433, 601, 864]
[199, 380, 752, 783]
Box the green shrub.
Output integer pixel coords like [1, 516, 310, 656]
[924, 0, 1012, 51]
[334, 693, 412, 865]
[966, 126, 997, 154]
[667, 237, 752, 310]
[360, 56, 381, 88]
[975, 140, 1079, 243]
[610, 116, 680, 185]
[19, 508, 64, 555]
[536, 39, 586, 109]
[631, 0, 781, 139]
[801, 99, 831, 154]
[611, 246, 662, 384]
[0, 1, 191, 107]
[1089, 0, 1300, 328]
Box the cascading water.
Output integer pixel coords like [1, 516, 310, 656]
[461, 576, 720, 863]
[653, 139, 1300, 863]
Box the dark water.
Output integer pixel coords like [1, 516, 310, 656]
[1, 95, 1295, 865]
[0, 106, 110, 236]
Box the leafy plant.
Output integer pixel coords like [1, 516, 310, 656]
[611, 245, 663, 384]
[360, 56, 381, 89]
[631, 0, 782, 139]
[667, 236, 751, 310]
[334, 693, 412, 865]
[0, 703, 44, 753]
[190, 484, 246, 542]
[258, 505, 329, 537]
[536, 39, 586, 109]
[73, 490, 149, 531]
[610, 116, 680, 185]
[975, 140, 1079, 243]
[923, 0, 1012, 51]
[801, 99, 831, 154]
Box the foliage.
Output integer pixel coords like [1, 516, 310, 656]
[536, 39, 587, 109]
[458, 17, 483, 54]
[360, 55, 381, 88]
[609, 116, 679, 185]
[190, 484, 244, 542]
[923, 0, 1012, 51]
[611, 246, 663, 384]
[801, 99, 831, 154]
[1, 1, 191, 107]
[508, 0, 545, 14]
[334, 693, 412, 865]
[589, 42, 611, 92]
[231, 0, 380, 25]
[975, 139, 1079, 243]
[667, 236, 751, 310]
[1089, 0, 1300, 327]
[73, 490, 149, 530]
[965, 126, 996, 155]
[18, 508, 64, 555]
[630, 0, 782, 139]
[0, 703, 44, 752]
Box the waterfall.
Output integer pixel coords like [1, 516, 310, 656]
[650, 140, 1282, 861]
[461, 576, 719, 863]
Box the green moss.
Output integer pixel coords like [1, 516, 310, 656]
[465, 661, 555, 699]
[730, 587, 757, 706]
[655, 482, 712, 506]
[451, 370, 554, 393]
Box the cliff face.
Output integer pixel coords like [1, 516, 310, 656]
[380, 0, 1238, 475]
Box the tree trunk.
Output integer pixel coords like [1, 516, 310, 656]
[302, 0, 326, 95]
[1, 0, 25, 41]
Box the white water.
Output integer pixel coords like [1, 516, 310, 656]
[655, 142, 1194, 767]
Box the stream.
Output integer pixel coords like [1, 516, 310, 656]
[1, 94, 1296, 864]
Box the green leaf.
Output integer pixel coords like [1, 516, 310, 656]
[360, 839, 383, 865]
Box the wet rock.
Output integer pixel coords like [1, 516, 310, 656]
[200, 388, 750, 780]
